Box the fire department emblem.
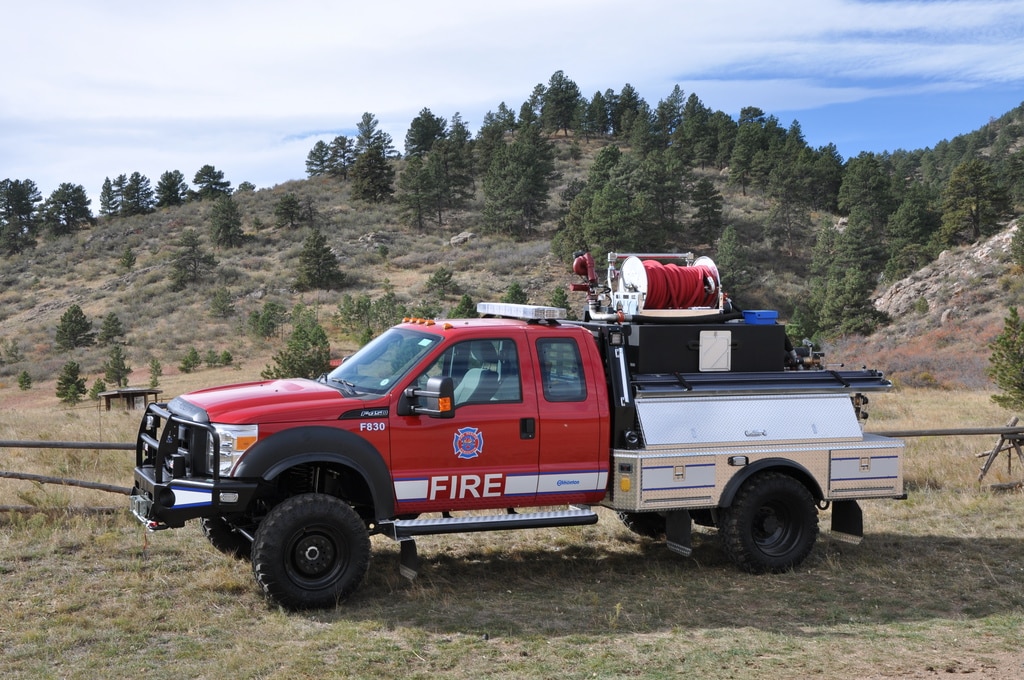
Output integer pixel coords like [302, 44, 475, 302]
[453, 426, 484, 460]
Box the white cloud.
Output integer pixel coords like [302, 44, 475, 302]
[2, 0, 1023, 197]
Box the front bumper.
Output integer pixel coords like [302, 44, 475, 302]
[130, 464, 258, 530]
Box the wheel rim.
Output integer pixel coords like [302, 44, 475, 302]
[285, 525, 348, 588]
[751, 500, 800, 557]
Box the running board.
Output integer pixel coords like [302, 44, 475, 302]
[382, 506, 598, 540]
[380, 507, 599, 581]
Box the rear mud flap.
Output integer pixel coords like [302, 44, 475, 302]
[665, 510, 693, 557]
[830, 499, 864, 544]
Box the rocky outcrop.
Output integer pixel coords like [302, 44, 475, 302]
[875, 221, 1017, 320]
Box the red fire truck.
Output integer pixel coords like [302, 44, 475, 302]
[131, 252, 904, 609]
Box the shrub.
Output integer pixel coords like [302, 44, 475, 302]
[179, 347, 201, 374]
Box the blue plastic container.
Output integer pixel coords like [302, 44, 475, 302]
[743, 310, 778, 325]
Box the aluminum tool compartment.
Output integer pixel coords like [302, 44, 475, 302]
[602, 373, 904, 513]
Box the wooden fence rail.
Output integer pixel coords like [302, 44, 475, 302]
[0, 439, 133, 451]
[1, 439, 135, 514]
[2, 422, 1022, 515]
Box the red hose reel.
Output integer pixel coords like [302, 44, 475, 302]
[619, 255, 720, 310]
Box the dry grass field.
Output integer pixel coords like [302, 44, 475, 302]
[2, 384, 1024, 679]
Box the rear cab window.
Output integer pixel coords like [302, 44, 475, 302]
[536, 338, 587, 402]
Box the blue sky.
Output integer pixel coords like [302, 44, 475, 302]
[2, 0, 1023, 201]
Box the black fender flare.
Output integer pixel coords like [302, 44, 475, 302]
[718, 457, 823, 508]
[234, 426, 395, 521]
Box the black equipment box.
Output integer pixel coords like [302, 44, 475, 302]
[627, 323, 787, 374]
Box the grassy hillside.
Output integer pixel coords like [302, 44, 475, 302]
[0, 135, 786, 407]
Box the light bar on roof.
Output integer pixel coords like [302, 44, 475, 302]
[476, 302, 566, 320]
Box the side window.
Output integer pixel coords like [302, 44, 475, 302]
[537, 338, 587, 402]
[415, 339, 521, 406]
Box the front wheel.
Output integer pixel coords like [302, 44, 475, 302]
[719, 472, 818, 574]
[200, 516, 251, 560]
[251, 493, 370, 610]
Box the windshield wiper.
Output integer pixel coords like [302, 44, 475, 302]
[327, 377, 360, 396]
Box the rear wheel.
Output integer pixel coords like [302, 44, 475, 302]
[720, 472, 818, 573]
[252, 493, 370, 610]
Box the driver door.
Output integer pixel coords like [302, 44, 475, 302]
[389, 334, 539, 514]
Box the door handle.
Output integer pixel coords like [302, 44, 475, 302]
[520, 417, 535, 440]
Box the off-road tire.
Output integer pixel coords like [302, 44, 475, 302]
[251, 493, 370, 610]
[200, 516, 251, 560]
[719, 472, 818, 574]
[617, 511, 667, 539]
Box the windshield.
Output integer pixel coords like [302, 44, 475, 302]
[326, 327, 442, 395]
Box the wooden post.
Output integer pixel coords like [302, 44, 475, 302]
[978, 416, 1019, 482]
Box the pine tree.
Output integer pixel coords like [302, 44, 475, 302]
[17, 370, 31, 391]
[690, 177, 724, 245]
[728, 108, 766, 196]
[989, 306, 1024, 410]
[191, 165, 232, 201]
[883, 186, 941, 282]
[98, 177, 117, 216]
[103, 344, 132, 387]
[404, 107, 447, 157]
[541, 70, 582, 136]
[449, 294, 478, 319]
[148, 358, 162, 389]
[170, 229, 217, 290]
[425, 267, 456, 299]
[350, 137, 396, 203]
[305, 140, 332, 177]
[328, 135, 355, 179]
[97, 312, 125, 346]
[715, 224, 752, 302]
[248, 301, 288, 338]
[122, 172, 155, 216]
[482, 125, 554, 236]
[210, 195, 245, 247]
[296, 227, 346, 291]
[55, 304, 96, 350]
[273, 194, 303, 228]
[0, 178, 42, 253]
[55, 361, 87, 405]
[88, 378, 107, 401]
[179, 347, 201, 373]
[548, 286, 576, 319]
[396, 155, 434, 229]
[42, 183, 94, 236]
[474, 109, 510, 175]
[815, 209, 888, 336]
[155, 170, 189, 208]
[110, 175, 128, 215]
[118, 246, 136, 271]
[501, 282, 528, 304]
[210, 287, 235, 318]
[261, 305, 331, 379]
[204, 349, 223, 367]
[838, 152, 896, 233]
[1011, 224, 1024, 269]
[938, 158, 1008, 245]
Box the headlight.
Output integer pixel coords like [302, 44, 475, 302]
[208, 424, 258, 476]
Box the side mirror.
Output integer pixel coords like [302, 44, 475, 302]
[397, 376, 455, 418]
